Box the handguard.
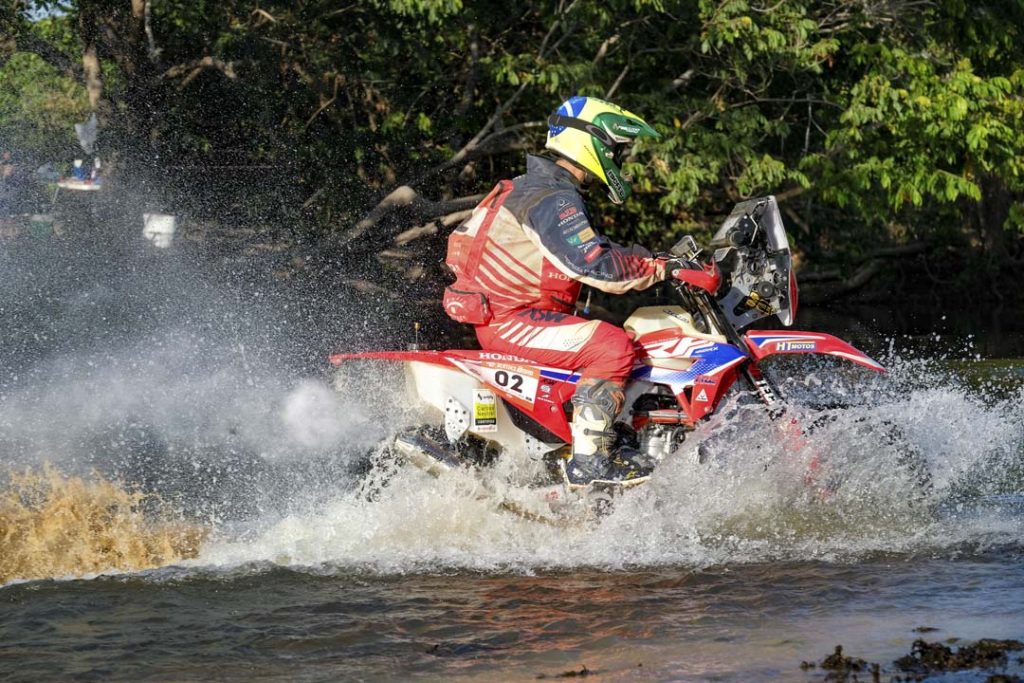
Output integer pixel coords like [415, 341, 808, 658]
[667, 260, 721, 294]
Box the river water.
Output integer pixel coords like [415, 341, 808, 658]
[2, 237, 1023, 681]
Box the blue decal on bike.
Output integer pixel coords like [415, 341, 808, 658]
[539, 369, 581, 383]
[631, 342, 746, 388]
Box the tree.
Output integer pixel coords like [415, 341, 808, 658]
[1, 0, 1020, 288]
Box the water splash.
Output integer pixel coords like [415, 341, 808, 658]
[4, 351, 1021, 582]
[0, 465, 205, 584]
[195, 353, 1024, 574]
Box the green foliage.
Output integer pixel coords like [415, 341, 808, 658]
[0, 50, 88, 160]
[1, 0, 1021, 255]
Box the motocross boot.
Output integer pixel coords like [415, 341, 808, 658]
[565, 378, 652, 487]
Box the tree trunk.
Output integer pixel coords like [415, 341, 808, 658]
[79, 4, 104, 112]
[977, 175, 1011, 265]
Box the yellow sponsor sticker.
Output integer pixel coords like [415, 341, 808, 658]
[473, 389, 498, 432]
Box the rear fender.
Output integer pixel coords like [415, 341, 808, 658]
[743, 331, 884, 371]
[329, 350, 573, 442]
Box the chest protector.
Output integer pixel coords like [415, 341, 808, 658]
[442, 180, 514, 325]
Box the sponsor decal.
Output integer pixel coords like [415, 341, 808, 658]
[567, 233, 583, 246]
[556, 197, 569, 208]
[454, 359, 541, 405]
[584, 245, 602, 263]
[478, 352, 531, 362]
[642, 337, 717, 358]
[775, 341, 817, 352]
[562, 217, 589, 234]
[606, 169, 625, 196]
[695, 375, 716, 385]
[560, 216, 589, 231]
[694, 388, 708, 403]
[576, 227, 596, 242]
[558, 207, 578, 220]
[752, 376, 779, 405]
[539, 368, 581, 383]
[472, 390, 498, 432]
[521, 309, 568, 323]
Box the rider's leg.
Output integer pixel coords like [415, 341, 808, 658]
[566, 377, 650, 485]
[476, 308, 648, 485]
[475, 308, 634, 381]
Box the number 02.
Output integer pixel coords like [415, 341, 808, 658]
[494, 370, 523, 392]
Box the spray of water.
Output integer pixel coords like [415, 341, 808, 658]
[195, 351, 1024, 575]
[2, 235, 1021, 582]
[0, 239, 388, 583]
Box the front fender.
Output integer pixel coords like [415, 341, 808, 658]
[743, 331, 884, 372]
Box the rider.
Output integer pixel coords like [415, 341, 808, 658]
[444, 96, 695, 486]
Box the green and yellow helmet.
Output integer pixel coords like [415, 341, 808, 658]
[545, 96, 660, 204]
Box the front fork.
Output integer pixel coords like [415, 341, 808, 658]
[742, 361, 830, 494]
[741, 362, 784, 418]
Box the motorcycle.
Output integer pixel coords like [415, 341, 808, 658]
[329, 196, 885, 514]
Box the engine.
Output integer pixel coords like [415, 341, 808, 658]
[629, 392, 693, 463]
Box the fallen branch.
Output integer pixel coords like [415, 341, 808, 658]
[797, 269, 842, 283]
[393, 208, 474, 246]
[377, 248, 414, 260]
[664, 68, 695, 92]
[5, 33, 83, 81]
[342, 278, 392, 295]
[300, 187, 326, 211]
[394, 223, 438, 246]
[341, 188, 483, 244]
[867, 242, 931, 259]
[305, 74, 344, 128]
[250, 8, 278, 24]
[774, 185, 807, 203]
[162, 56, 237, 88]
[143, 0, 160, 62]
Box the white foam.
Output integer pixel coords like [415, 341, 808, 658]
[191, 354, 1024, 573]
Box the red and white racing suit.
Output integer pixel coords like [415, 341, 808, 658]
[450, 155, 666, 382]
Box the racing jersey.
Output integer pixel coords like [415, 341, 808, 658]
[447, 154, 664, 319]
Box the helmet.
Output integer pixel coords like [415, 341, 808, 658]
[545, 96, 659, 204]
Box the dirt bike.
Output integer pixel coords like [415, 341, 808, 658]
[329, 196, 885, 514]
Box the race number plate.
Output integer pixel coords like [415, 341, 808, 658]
[480, 362, 540, 405]
[451, 359, 541, 407]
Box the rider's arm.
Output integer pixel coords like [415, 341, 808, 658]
[522, 190, 665, 294]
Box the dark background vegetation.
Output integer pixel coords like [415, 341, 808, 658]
[2, 0, 1023, 350]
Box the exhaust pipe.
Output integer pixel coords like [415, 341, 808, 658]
[393, 429, 463, 477]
